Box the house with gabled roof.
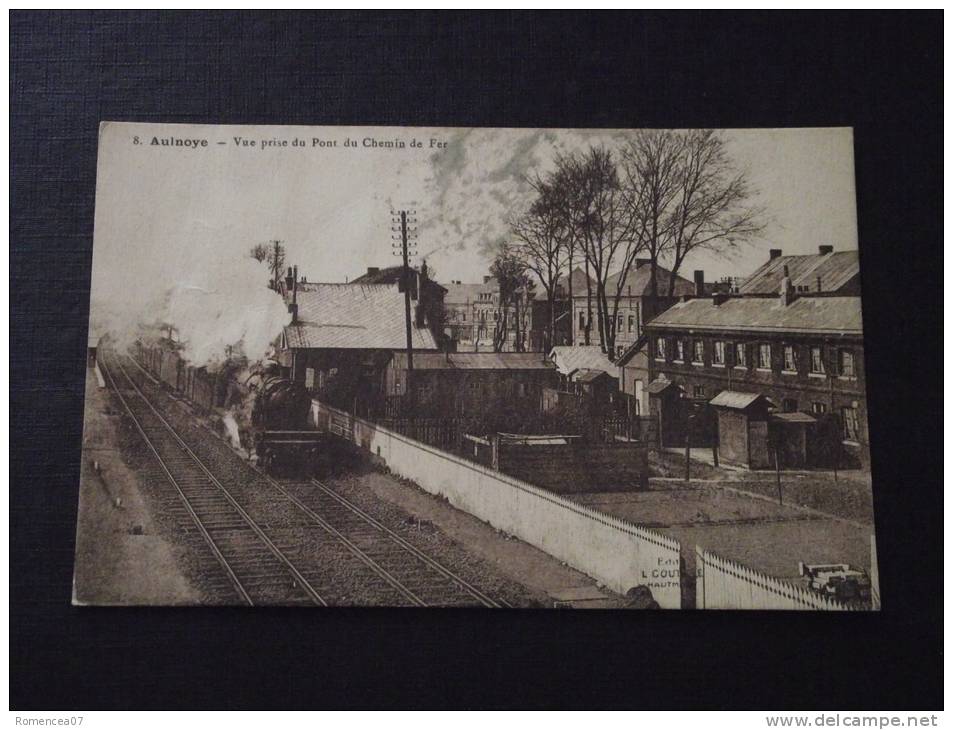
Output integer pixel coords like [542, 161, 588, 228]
[278, 277, 440, 412]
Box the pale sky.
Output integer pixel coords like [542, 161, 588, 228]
[91, 123, 858, 350]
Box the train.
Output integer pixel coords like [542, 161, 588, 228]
[135, 341, 325, 474]
[242, 360, 325, 474]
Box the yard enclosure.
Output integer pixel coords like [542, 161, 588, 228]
[314, 400, 682, 606]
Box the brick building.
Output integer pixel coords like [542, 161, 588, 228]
[442, 277, 534, 352]
[570, 260, 695, 356]
[643, 277, 868, 469]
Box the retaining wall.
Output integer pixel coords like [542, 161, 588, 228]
[315, 400, 682, 607]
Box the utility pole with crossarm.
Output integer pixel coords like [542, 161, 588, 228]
[392, 210, 418, 409]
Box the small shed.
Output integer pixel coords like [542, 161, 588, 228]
[709, 390, 775, 469]
[770, 411, 817, 469]
[647, 377, 686, 447]
[572, 367, 618, 404]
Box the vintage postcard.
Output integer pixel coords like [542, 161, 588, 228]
[75, 122, 878, 609]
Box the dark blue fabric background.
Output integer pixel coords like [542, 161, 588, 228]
[10, 11, 941, 709]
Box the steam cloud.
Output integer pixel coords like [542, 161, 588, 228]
[91, 255, 290, 370]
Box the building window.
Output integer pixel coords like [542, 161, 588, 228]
[782, 398, 798, 413]
[812, 402, 828, 414]
[693, 385, 706, 400]
[713, 341, 726, 365]
[655, 337, 667, 361]
[517, 382, 527, 397]
[783, 345, 797, 372]
[616, 314, 623, 330]
[841, 406, 860, 441]
[839, 349, 856, 378]
[578, 311, 585, 331]
[692, 340, 705, 364]
[628, 315, 636, 333]
[734, 342, 747, 367]
[757, 343, 771, 370]
[305, 367, 315, 390]
[810, 346, 825, 375]
[674, 339, 685, 361]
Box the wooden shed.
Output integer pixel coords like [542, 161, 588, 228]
[709, 390, 775, 469]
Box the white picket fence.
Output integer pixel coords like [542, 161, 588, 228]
[696, 546, 854, 611]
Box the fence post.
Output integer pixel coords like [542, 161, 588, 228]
[695, 545, 706, 609]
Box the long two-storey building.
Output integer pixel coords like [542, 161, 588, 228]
[643, 278, 868, 470]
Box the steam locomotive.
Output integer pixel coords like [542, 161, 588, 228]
[243, 360, 325, 474]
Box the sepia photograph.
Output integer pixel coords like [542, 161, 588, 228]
[73, 122, 879, 610]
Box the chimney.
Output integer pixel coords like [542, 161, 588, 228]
[713, 292, 729, 306]
[635, 258, 651, 269]
[366, 266, 380, 277]
[693, 270, 705, 297]
[779, 264, 795, 306]
[769, 248, 782, 260]
[284, 266, 294, 291]
[818, 245, 834, 255]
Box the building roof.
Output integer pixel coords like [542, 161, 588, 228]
[772, 411, 817, 423]
[646, 378, 682, 395]
[390, 351, 554, 371]
[284, 283, 438, 351]
[738, 250, 859, 295]
[548, 345, 616, 377]
[644, 295, 863, 335]
[615, 335, 648, 366]
[709, 390, 775, 410]
[443, 281, 489, 305]
[349, 265, 447, 293]
[604, 262, 696, 298]
[574, 368, 617, 383]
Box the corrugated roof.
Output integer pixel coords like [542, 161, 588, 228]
[709, 390, 774, 410]
[738, 251, 859, 294]
[644, 295, 862, 335]
[284, 283, 437, 351]
[549, 345, 616, 376]
[390, 351, 554, 371]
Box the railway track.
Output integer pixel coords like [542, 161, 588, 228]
[106, 351, 503, 607]
[101, 353, 327, 606]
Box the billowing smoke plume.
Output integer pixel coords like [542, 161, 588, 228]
[91, 253, 290, 370]
[153, 257, 290, 368]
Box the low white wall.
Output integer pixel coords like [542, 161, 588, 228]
[315, 400, 682, 607]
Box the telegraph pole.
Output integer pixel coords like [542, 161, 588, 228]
[392, 210, 418, 403]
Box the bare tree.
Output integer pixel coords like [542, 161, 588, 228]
[621, 129, 763, 298]
[249, 243, 269, 262]
[663, 130, 763, 294]
[560, 147, 643, 357]
[510, 176, 569, 352]
[264, 240, 286, 290]
[489, 242, 531, 353]
[619, 130, 685, 299]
